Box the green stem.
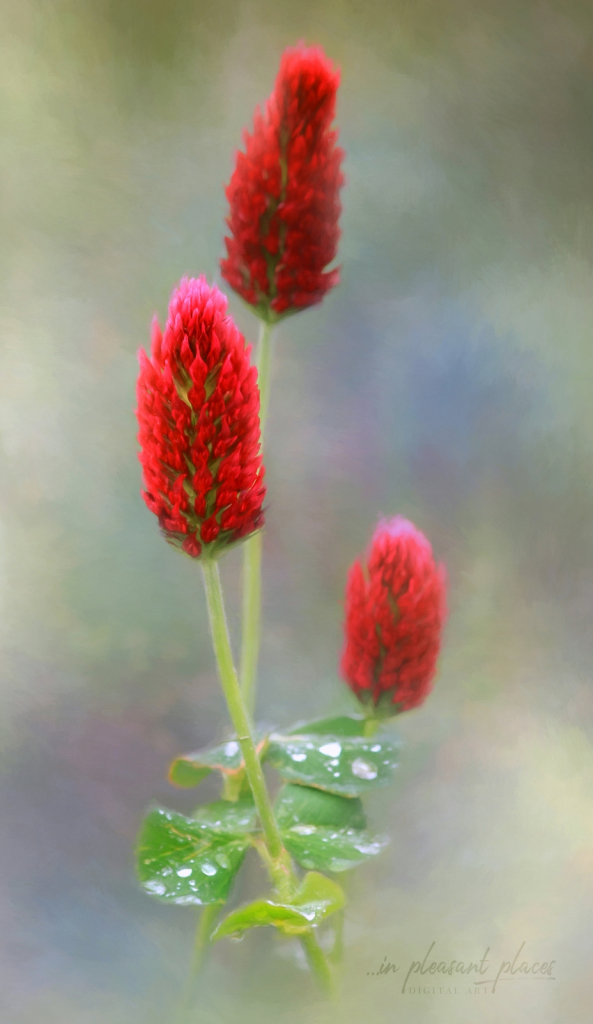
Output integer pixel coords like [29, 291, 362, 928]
[180, 903, 221, 1014]
[253, 841, 336, 998]
[201, 558, 288, 886]
[240, 319, 273, 717]
[301, 930, 336, 997]
[255, 318, 273, 444]
[239, 531, 262, 719]
[329, 908, 344, 965]
[200, 557, 334, 993]
[191, 902, 220, 976]
[363, 715, 380, 738]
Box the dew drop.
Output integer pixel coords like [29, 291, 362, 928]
[201, 862, 217, 876]
[224, 741, 239, 757]
[328, 758, 339, 766]
[144, 880, 166, 895]
[290, 824, 316, 835]
[370, 744, 382, 753]
[177, 867, 193, 878]
[319, 742, 341, 757]
[355, 841, 383, 855]
[351, 757, 378, 780]
[291, 752, 307, 762]
[215, 853, 230, 870]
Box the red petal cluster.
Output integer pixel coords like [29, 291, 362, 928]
[136, 276, 265, 559]
[341, 518, 447, 713]
[221, 43, 344, 319]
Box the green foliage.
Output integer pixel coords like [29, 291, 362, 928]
[275, 783, 366, 830]
[265, 732, 400, 797]
[143, 719, 398, 920]
[286, 714, 367, 737]
[274, 783, 386, 872]
[212, 871, 345, 940]
[136, 806, 249, 905]
[193, 797, 258, 833]
[282, 823, 388, 872]
[168, 733, 268, 788]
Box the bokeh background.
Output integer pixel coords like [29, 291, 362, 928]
[2, 0, 593, 1021]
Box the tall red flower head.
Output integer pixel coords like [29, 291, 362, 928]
[136, 276, 265, 560]
[221, 43, 344, 320]
[341, 518, 447, 714]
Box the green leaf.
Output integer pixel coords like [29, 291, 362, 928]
[293, 870, 345, 919]
[286, 714, 367, 737]
[193, 798, 258, 834]
[168, 733, 268, 788]
[275, 784, 366, 831]
[136, 806, 249, 905]
[212, 899, 315, 939]
[282, 823, 388, 872]
[168, 759, 212, 788]
[266, 733, 400, 797]
[211, 871, 345, 941]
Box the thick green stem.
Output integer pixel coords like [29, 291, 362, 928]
[201, 558, 284, 865]
[239, 531, 262, 718]
[200, 557, 334, 993]
[240, 319, 273, 717]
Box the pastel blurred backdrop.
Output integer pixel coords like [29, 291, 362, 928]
[1, 1, 593, 1021]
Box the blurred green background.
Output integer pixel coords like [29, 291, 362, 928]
[2, 0, 593, 1021]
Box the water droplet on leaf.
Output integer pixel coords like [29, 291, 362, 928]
[319, 742, 342, 757]
[351, 757, 378, 780]
[144, 881, 166, 895]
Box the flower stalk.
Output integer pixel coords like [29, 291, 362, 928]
[201, 557, 285, 868]
[240, 318, 273, 716]
[200, 556, 334, 992]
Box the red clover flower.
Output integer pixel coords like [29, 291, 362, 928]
[136, 276, 265, 560]
[221, 42, 344, 320]
[341, 517, 447, 714]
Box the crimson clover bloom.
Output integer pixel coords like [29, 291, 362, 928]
[221, 42, 344, 321]
[136, 276, 265, 559]
[341, 517, 447, 714]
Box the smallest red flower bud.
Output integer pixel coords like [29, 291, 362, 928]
[340, 517, 447, 715]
